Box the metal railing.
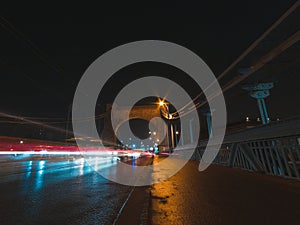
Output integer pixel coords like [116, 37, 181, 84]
[193, 117, 300, 180]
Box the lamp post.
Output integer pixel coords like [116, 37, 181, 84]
[175, 129, 179, 146]
[158, 99, 174, 152]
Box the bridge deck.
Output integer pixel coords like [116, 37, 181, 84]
[150, 160, 300, 225]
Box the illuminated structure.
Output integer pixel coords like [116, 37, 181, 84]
[243, 82, 274, 125]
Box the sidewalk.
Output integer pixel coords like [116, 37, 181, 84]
[114, 157, 300, 225]
[149, 160, 300, 225]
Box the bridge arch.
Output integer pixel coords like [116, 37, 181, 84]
[101, 104, 165, 147]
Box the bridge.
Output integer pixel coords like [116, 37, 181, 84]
[105, 4, 300, 223]
[1, 1, 300, 225]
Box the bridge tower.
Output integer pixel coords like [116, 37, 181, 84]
[204, 109, 215, 138]
[243, 82, 274, 125]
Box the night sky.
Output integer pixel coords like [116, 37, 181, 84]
[1, 1, 299, 127]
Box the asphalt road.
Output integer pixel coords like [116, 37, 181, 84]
[0, 155, 134, 225]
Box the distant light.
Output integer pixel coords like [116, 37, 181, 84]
[246, 117, 250, 122]
[148, 131, 151, 134]
[20, 140, 23, 144]
[80, 158, 84, 164]
[277, 118, 280, 121]
[175, 131, 179, 135]
[159, 100, 165, 106]
[156, 138, 160, 142]
[39, 160, 45, 170]
[153, 131, 157, 136]
[132, 144, 136, 148]
[132, 152, 140, 157]
[257, 117, 261, 122]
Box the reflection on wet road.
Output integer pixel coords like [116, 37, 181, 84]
[0, 155, 133, 225]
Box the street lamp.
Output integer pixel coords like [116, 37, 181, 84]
[159, 100, 165, 107]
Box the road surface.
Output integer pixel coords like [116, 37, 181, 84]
[2, 155, 300, 225]
[0, 154, 146, 225]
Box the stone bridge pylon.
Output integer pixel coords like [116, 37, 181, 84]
[101, 104, 164, 147]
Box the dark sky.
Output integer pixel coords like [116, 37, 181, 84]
[0, 1, 299, 124]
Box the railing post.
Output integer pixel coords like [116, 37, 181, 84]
[228, 143, 238, 167]
[239, 142, 264, 172]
